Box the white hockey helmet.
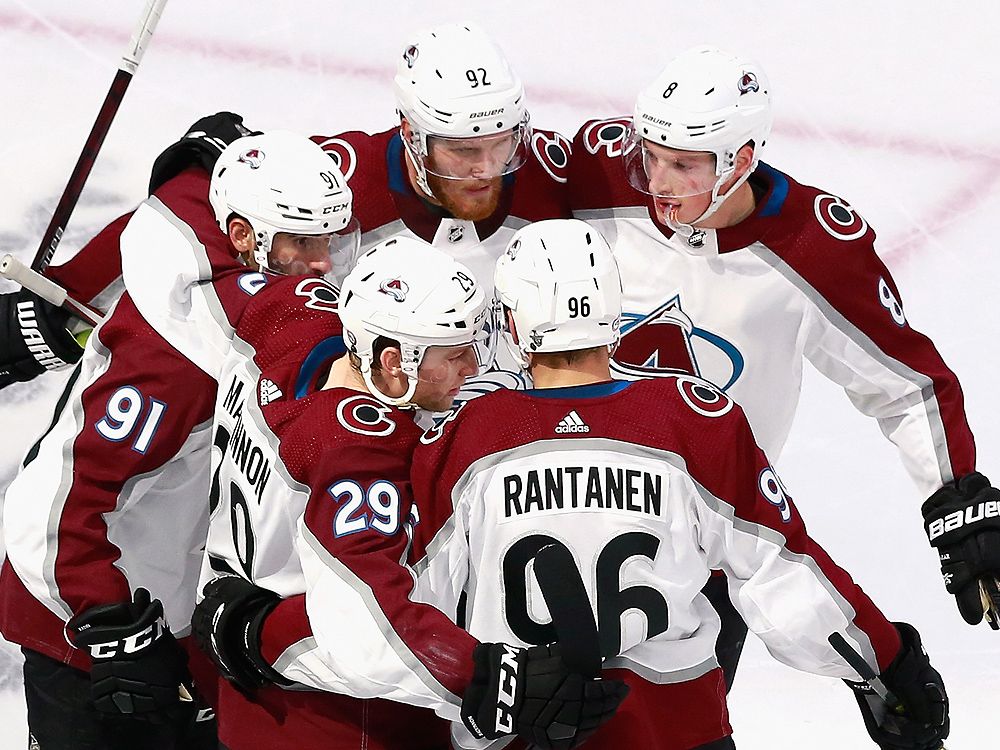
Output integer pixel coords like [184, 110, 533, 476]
[209, 130, 360, 277]
[338, 236, 494, 407]
[494, 219, 622, 370]
[623, 46, 772, 230]
[392, 23, 531, 196]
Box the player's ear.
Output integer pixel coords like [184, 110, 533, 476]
[228, 216, 257, 267]
[379, 346, 403, 377]
[734, 142, 755, 179]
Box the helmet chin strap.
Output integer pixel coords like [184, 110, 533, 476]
[663, 155, 754, 245]
[400, 126, 438, 200]
[361, 364, 419, 409]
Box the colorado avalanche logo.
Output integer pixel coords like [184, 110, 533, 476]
[336, 395, 396, 437]
[403, 44, 419, 68]
[379, 278, 409, 302]
[238, 148, 264, 169]
[611, 296, 745, 391]
[583, 118, 631, 158]
[738, 72, 760, 95]
[295, 277, 340, 312]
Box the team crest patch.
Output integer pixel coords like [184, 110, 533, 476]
[336, 395, 396, 436]
[531, 131, 571, 183]
[814, 194, 869, 241]
[316, 137, 357, 181]
[738, 72, 760, 94]
[379, 278, 409, 302]
[583, 118, 631, 158]
[238, 148, 264, 169]
[295, 277, 340, 312]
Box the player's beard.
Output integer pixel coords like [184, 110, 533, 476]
[426, 173, 503, 222]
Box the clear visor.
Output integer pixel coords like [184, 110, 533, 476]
[269, 218, 361, 277]
[622, 125, 719, 198]
[423, 121, 531, 181]
[413, 303, 499, 383]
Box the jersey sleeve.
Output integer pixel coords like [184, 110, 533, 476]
[4, 293, 217, 624]
[45, 211, 132, 313]
[685, 399, 902, 678]
[772, 199, 975, 496]
[264, 439, 477, 720]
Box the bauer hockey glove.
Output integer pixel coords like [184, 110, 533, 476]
[68, 588, 195, 721]
[922, 471, 1000, 628]
[0, 288, 83, 389]
[460, 642, 629, 750]
[191, 575, 290, 694]
[846, 622, 948, 750]
[148, 111, 258, 194]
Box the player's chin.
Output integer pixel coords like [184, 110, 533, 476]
[447, 184, 501, 221]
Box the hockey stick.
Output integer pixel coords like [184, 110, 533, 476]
[979, 576, 1000, 630]
[31, 0, 170, 274]
[1, 254, 102, 327]
[534, 544, 602, 678]
[828, 632, 947, 750]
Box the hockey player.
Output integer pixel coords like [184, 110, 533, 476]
[0, 112, 255, 390]
[192, 237, 626, 750]
[311, 21, 573, 398]
[407, 218, 950, 750]
[568, 46, 1000, 678]
[0, 129, 356, 750]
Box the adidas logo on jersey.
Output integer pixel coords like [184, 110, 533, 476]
[259, 378, 283, 405]
[555, 410, 590, 434]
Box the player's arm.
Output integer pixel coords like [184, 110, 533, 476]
[789, 212, 999, 625]
[687, 396, 947, 748]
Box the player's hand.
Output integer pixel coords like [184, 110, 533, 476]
[922, 471, 1000, 628]
[845, 622, 948, 750]
[68, 588, 194, 721]
[461, 642, 629, 750]
[148, 111, 259, 194]
[191, 575, 289, 694]
[0, 288, 83, 389]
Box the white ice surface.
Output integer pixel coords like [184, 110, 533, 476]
[1, 1, 998, 747]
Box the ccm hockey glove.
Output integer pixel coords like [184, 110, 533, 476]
[68, 588, 194, 721]
[191, 575, 290, 694]
[0, 288, 83, 389]
[922, 471, 1000, 627]
[846, 622, 948, 750]
[148, 111, 258, 194]
[461, 643, 629, 750]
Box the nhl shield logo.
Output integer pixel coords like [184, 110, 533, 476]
[379, 278, 409, 302]
[238, 148, 265, 169]
[448, 225, 465, 243]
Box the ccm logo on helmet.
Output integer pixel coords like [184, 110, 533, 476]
[927, 500, 1000, 541]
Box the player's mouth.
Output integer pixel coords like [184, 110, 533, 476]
[654, 198, 682, 219]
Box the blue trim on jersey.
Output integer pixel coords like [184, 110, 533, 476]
[295, 336, 346, 399]
[758, 163, 789, 217]
[526, 380, 634, 399]
[387, 133, 409, 194]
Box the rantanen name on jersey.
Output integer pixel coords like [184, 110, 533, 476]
[502, 466, 663, 519]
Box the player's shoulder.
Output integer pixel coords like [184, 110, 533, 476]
[568, 117, 645, 213]
[311, 128, 394, 185]
[756, 163, 878, 260]
[282, 389, 421, 481]
[505, 126, 573, 221]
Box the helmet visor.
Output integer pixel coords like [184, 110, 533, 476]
[622, 125, 719, 198]
[270, 218, 361, 278]
[424, 120, 531, 180]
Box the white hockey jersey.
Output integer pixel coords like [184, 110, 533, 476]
[409, 378, 904, 750]
[570, 118, 976, 496]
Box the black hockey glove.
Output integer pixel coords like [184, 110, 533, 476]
[461, 642, 629, 750]
[191, 575, 290, 694]
[922, 471, 1000, 628]
[0, 288, 84, 389]
[148, 111, 259, 194]
[67, 588, 194, 721]
[846, 622, 948, 750]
